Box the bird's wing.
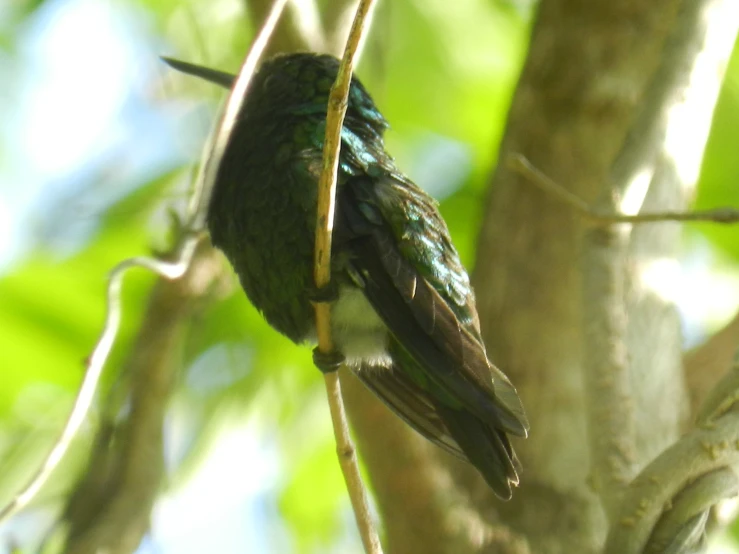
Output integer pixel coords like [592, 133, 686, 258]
[351, 365, 467, 460]
[336, 163, 528, 438]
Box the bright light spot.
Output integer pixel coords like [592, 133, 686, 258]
[640, 257, 683, 303]
[619, 166, 652, 215]
[152, 421, 280, 553]
[0, 196, 12, 262]
[641, 255, 739, 335]
[716, 496, 739, 524]
[708, 532, 739, 554]
[663, 3, 739, 188]
[20, 0, 135, 176]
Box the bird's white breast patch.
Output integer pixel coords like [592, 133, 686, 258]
[331, 287, 391, 367]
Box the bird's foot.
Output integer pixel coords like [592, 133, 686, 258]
[312, 348, 345, 374]
[308, 280, 339, 304]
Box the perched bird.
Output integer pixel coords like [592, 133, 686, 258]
[163, 53, 529, 499]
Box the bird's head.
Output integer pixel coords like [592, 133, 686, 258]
[162, 53, 388, 138]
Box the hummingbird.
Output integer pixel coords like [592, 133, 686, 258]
[163, 53, 529, 499]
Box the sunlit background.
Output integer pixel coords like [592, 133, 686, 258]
[1, 0, 738, 552]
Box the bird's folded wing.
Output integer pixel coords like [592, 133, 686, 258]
[338, 179, 528, 437]
[351, 365, 467, 460]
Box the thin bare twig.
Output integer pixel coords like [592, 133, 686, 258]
[247, 0, 326, 56]
[189, 0, 288, 231]
[313, 1, 382, 553]
[0, 0, 288, 526]
[509, 153, 739, 225]
[61, 241, 222, 553]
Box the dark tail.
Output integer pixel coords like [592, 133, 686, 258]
[435, 403, 520, 500]
[354, 356, 522, 500]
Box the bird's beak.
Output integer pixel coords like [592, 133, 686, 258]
[160, 57, 236, 89]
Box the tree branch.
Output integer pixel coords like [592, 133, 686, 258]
[582, 0, 739, 521]
[581, 216, 636, 518]
[472, 0, 737, 550]
[605, 368, 739, 554]
[645, 467, 737, 553]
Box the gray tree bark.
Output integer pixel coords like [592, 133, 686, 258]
[348, 1, 739, 553]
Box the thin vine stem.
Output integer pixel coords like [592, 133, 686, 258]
[312, 0, 383, 553]
[0, 0, 288, 526]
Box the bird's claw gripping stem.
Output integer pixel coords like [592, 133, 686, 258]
[308, 280, 339, 304]
[313, 348, 345, 374]
[310, 281, 342, 372]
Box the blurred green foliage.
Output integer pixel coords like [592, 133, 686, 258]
[0, 0, 737, 552]
[694, 35, 739, 260]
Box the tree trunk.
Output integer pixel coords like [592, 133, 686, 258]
[349, 0, 739, 552]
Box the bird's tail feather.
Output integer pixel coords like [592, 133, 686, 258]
[435, 403, 520, 500]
